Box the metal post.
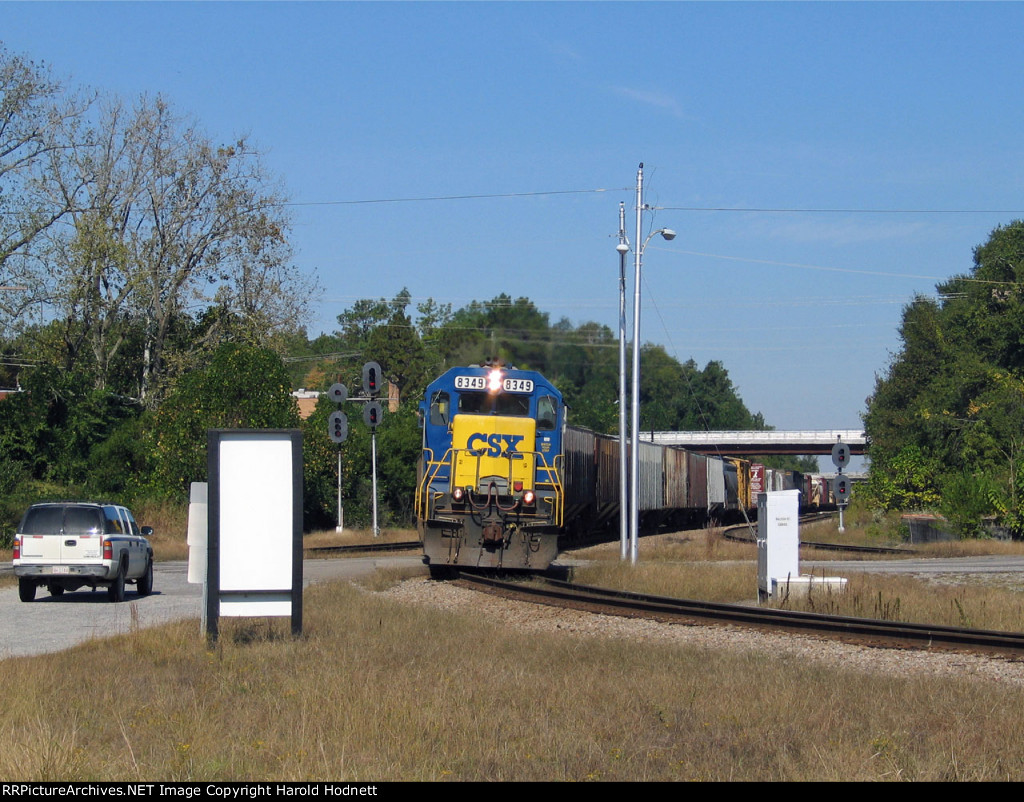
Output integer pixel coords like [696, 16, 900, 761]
[342, 450, 350, 532]
[371, 429, 380, 537]
[630, 163, 644, 565]
[617, 202, 630, 561]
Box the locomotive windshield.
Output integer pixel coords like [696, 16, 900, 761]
[457, 391, 531, 416]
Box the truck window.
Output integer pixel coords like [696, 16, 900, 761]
[64, 507, 104, 535]
[20, 507, 63, 534]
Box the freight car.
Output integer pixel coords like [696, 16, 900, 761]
[415, 365, 758, 574]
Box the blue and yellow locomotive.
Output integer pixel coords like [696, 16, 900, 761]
[415, 365, 835, 574]
[415, 364, 566, 571]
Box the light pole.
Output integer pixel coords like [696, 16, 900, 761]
[616, 203, 630, 560]
[627, 163, 675, 564]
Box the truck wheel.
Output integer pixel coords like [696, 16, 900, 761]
[18, 579, 36, 603]
[137, 558, 153, 597]
[47, 584, 65, 597]
[107, 564, 126, 603]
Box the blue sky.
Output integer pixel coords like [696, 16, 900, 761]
[5, 1, 1024, 441]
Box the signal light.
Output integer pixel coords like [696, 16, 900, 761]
[832, 442, 851, 469]
[363, 400, 383, 429]
[362, 361, 382, 397]
[328, 383, 348, 404]
[833, 476, 852, 504]
[328, 411, 348, 444]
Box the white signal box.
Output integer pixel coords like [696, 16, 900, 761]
[757, 490, 800, 601]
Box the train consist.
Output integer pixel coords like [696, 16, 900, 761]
[415, 364, 832, 573]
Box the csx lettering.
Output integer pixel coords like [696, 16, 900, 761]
[466, 433, 525, 457]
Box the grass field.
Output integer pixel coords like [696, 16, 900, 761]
[6, 513, 1024, 780]
[4, 576, 1024, 781]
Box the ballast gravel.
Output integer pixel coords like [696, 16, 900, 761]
[381, 577, 1024, 686]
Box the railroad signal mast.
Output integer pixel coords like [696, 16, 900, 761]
[325, 365, 387, 536]
[831, 440, 852, 533]
[327, 384, 349, 532]
[362, 362, 384, 537]
[323, 364, 387, 536]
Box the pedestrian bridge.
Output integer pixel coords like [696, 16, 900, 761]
[639, 430, 867, 456]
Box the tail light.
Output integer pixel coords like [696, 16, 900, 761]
[12, 536, 19, 560]
[102, 539, 113, 560]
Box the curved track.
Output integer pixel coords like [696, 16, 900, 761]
[454, 573, 1024, 658]
[721, 512, 914, 556]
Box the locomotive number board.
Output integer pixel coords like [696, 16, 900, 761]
[454, 375, 535, 393]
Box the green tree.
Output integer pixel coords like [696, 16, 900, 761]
[149, 343, 299, 498]
[17, 93, 314, 401]
[864, 220, 1024, 533]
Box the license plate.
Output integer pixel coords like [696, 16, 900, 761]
[51, 566, 70, 574]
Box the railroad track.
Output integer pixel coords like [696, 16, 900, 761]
[305, 540, 421, 556]
[723, 513, 913, 556]
[454, 573, 1024, 658]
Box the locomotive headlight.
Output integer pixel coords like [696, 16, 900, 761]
[487, 369, 503, 392]
[523, 490, 536, 506]
[452, 487, 465, 503]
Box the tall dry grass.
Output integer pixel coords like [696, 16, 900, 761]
[131, 499, 190, 561]
[303, 527, 417, 550]
[4, 579, 1024, 780]
[770, 572, 1024, 631]
[572, 525, 1024, 631]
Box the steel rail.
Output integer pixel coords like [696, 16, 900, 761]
[305, 540, 420, 556]
[455, 573, 1024, 657]
[723, 514, 913, 556]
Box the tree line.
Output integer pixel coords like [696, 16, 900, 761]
[0, 286, 799, 535]
[295, 289, 810, 530]
[0, 44, 312, 403]
[0, 42, 812, 537]
[864, 221, 1024, 536]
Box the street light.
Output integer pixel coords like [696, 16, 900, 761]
[616, 204, 630, 561]
[625, 162, 675, 564]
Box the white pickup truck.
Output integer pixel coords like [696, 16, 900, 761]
[12, 502, 154, 602]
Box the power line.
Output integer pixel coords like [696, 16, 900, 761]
[283, 187, 627, 208]
[652, 206, 1024, 215]
[652, 247, 1023, 286]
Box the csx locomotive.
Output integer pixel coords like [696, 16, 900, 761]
[415, 364, 829, 573]
[416, 365, 565, 572]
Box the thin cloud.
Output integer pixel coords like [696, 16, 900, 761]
[610, 85, 686, 119]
